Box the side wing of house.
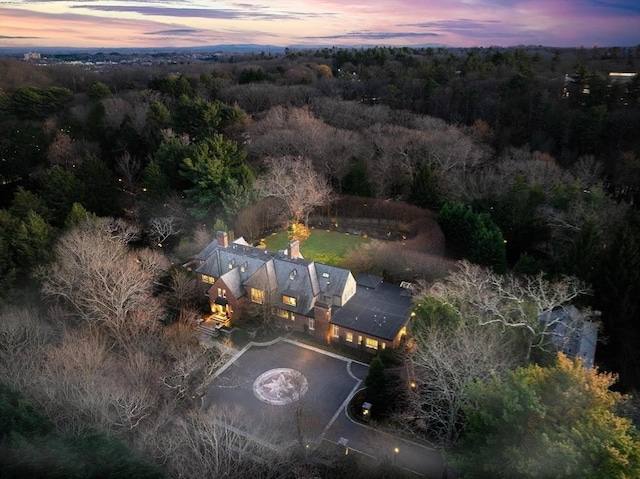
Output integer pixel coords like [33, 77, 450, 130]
[329, 280, 413, 352]
[315, 263, 356, 307]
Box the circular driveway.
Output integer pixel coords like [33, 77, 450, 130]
[202, 338, 367, 448]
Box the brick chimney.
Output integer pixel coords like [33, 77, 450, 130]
[287, 240, 300, 259]
[216, 231, 229, 247]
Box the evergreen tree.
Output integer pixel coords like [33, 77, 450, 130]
[450, 354, 640, 479]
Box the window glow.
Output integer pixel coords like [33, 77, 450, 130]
[282, 295, 297, 307]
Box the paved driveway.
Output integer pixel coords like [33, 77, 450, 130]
[202, 337, 444, 477]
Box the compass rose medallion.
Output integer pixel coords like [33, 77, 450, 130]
[253, 368, 309, 405]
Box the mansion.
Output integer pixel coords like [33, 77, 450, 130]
[193, 232, 414, 351]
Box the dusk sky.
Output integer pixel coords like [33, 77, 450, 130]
[1, 0, 639, 50]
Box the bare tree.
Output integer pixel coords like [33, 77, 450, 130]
[161, 407, 286, 479]
[149, 216, 182, 247]
[40, 219, 166, 346]
[47, 130, 76, 169]
[166, 268, 202, 312]
[98, 216, 141, 244]
[435, 260, 594, 357]
[116, 151, 142, 193]
[255, 155, 333, 227]
[398, 322, 522, 446]
[174, 225, 213, 262]
[0, 307, 51, 391]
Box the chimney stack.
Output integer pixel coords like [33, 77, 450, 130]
[216, 231, 229, 248]
[287, 240, 300, 259]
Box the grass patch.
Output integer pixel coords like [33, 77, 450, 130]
[262, 229, 370, 267]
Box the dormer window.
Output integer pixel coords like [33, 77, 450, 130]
[289, 269, 297, 280]
[282, 295, 297, 307]
[228, 259, 235, 270]
[240, 262, 247, 273]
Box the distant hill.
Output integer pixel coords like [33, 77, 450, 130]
[0, 44, 287, 55]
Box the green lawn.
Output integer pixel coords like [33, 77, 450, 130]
[262, 229, 370, 267]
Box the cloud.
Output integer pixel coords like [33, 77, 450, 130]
[70, 4, 331, 21]
[590, 0, 640, 13]
[403, 19, 533, 39]
[307, 31, 440, 41]
[0, 35, 43, 39]
[145, 28, 200, 36]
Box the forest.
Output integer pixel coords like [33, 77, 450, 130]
[1, 45, 639, 478]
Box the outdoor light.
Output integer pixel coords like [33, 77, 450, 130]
[410, 380, 417, 389]
[362, 402, 372, 421]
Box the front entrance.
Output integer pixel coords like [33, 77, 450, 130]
[211, 296, 232, 326]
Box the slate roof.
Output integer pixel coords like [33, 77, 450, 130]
[193, 237, 413, 340]
[356, 274, 383, 289]
[330, 282, 413, 340]
[218, 267, 243, 298]
[196, 243, 272, 279]
[272, 256, 320, 315]
[539, 305, 597, 369]
[315, 263, 353, 299]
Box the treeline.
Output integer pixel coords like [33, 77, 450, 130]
[0, 46, 639, 477]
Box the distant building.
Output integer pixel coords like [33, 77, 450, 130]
[23, 52, 41, 61]
[609, 72, 637, 84]
[539, 305, 598, 369]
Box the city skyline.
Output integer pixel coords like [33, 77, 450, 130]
[1, 0, 639, 50]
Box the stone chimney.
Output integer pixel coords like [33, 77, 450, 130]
[287, 240, 300, 259]
[216, 231, 229, 247]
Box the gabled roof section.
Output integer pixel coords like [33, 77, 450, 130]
[219, 267, 244, 298]
[273, 257, 320, 315]
[315, 263, 353, 298]
[196, 250, 222, 277]
[196, 241, 271, 279]
[244, 261, 278, 293]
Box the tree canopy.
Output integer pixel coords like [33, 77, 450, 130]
[450, 354, 640, 479]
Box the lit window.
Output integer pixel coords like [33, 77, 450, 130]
[308, 318, 314, 331]
[251, 289, 264, 304]
[365, 338, 379, 349]
[358, 335, 362, 345]
[381, 342, 386, 350]
[346, 332, 353, 343]
[228, 259, 235, 269]
[277, 309, 289, 319]
[217, 288, 226, 298]
[282, 295, 297, 306]
[241, 262, 247, 273]
[202, 275, 215, 284]
[332, 325, 339, 338]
